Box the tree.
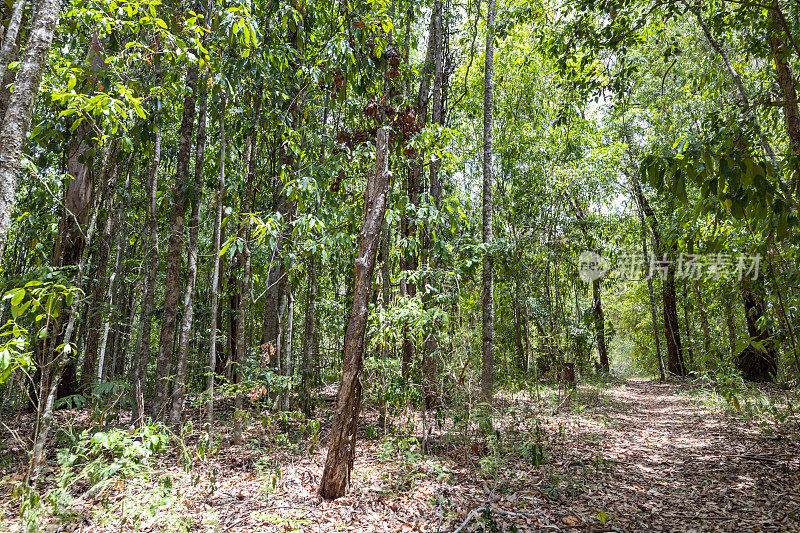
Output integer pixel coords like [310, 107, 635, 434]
[0, 0, 59, 258]
[481, 0, 496, 403]
[319, 126, 390, 499]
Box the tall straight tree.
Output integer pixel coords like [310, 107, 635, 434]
[206, 92, 226, 427]
[169, 72, 208, 426]
[132, 52, 163, 426]
[0, 0, 59, 256]
[153, 63, 200, 418]
[481, 0, 496, 403]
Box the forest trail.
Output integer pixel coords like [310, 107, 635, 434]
[539, 378, 800, 532]
[313, 378, 800, 532]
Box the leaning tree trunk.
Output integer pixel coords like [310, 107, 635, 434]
[481, 0, 496, 403]
[0, 0, 57, 256]
[153, 63, 199, 418]
[635, 182, 685, 376]
[169, 74, 208, 426]
[319, 127, 390, 500]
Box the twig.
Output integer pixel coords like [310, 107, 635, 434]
[552, 391, 574, 415]
[453, 507, 543, 533]
[436, 493, 444, 533]
[1, 421, 28, 448]
[724, 454, 781, 463]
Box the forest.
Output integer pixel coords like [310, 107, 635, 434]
[0, 0, 799, 530]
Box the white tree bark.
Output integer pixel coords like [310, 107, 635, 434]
[0, 0, 59, 257]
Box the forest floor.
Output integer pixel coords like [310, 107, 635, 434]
[2, 378, 800, 532]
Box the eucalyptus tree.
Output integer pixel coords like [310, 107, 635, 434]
[0, 0, 60, 258]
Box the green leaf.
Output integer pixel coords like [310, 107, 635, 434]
[10, 289, 25, 307]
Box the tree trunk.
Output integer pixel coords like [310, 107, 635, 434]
[97, 158, 133, 385]
[592, 279, 609, 372]
[662, 258, 686, 376]
[206, 94, 226, 427]
[153, 63, 199, 418]
[233, 82, 260, 441]
[682, 279, 695, 369]
[0, 0, 56, 256]
[132, 55, 163, 426]
[319, 127, 390, 500]
[400, 9, 437, 381]
[301, 256, 317, 415]
[694, 281, 711, 354]
[0, 0, 25, 114]
[80, 154, 121, 391]
[769, 6, 800, 158]
[169, 73, 207, 426]
[633, 177, 665, 380]
[422, 0, 445, 412]
[481, 0, 496, 403]
[738, 280, 778, 381]
[635, 182, 685, 376]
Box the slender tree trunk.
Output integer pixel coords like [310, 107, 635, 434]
[380, 219, 391, 361]
[301, 256, 317, 415]
[400, 9, 437, 381]
[481, 0, 496, 403]
[0, 0, 57, 256]
[694, 281, 711, 354]
[153, 64, 199, 418]
[726, 290, 737, 357]
[633, 177, 666, 380]
[98, 158, 133, 383]
[169, 74, 208, 426]
[635, 182, 685, 376]
[206, 94, 226, 427]
[233, 83, 261, 441]
[319, 127, 390, 500]
[592, 279, 609, 372]
[0, 0, 25, 124]
[513, 296, 525, 372]
[422, 0, 445, 412]
[132, 55, 163, 426]
[0, 0, 25, 107]
[682, 279, 695, 369]
[80, 154, 121, 391]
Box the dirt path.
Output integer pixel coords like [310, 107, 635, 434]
[231, 379, 800, 531]
[488, 378, 800, 532]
